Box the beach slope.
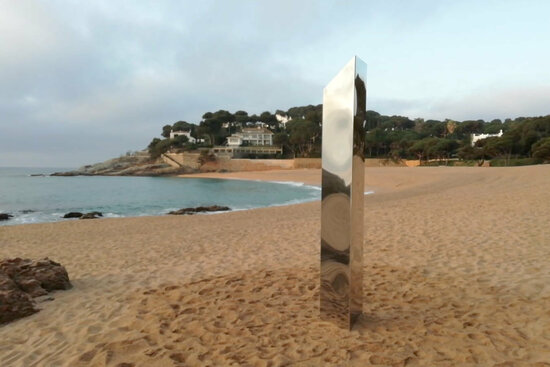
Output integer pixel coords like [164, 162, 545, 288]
[1, 166, 550, 366]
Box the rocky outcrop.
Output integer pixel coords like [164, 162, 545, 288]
[63, 212, 83, 218]
[0, 273, 38, 324]
[0, 258, 71, 324]
[0, 213, 13, 221]
[80, 212, 102, 220]
[50, 151, 194, 177]
[168, 205, 231, 215]
[62, 211, 103, 219]
[51, 171, 92, 177]
[0, 258, 72, 296]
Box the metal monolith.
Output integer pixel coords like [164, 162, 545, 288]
[320, 56, 367, 329]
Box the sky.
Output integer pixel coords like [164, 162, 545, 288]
[1, 0, 550, 167]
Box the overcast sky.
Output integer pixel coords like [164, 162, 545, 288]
[1, 0, 549, 167]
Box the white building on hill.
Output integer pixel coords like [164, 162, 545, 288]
[226, 127, 274, 146]
[276, 113, 292, 127]
[471, 130, 503, 146]
[170, 130, 197, 143]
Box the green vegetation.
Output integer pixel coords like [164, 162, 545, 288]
[363, 113, 550, 165]
[147, 104, 550, 166]
[148, 135, 193, 159]
[147, 105, 324, 159]
[532, 137, 550, 161]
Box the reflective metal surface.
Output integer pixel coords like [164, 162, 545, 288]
[321, 56, 366, 329]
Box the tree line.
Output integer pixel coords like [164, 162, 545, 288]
[147, 105, 550, 164]
[147, 105, 323, 159]
[365, 112, 550, 165]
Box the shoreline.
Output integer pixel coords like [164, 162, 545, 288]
[0, 165, 524, 227]
[0, 170, 324, 227]
[178, 168, 322, 186]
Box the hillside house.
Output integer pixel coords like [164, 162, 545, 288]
[170, 130, 201, 143]
[275, 113, 292, 128]
[226, 127, 274, 147]
[471, 130, 503, 146]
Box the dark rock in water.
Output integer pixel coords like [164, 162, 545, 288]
[63, 211, 102, 219]
[63, 212, 83, 218]
[168, 208, 193, 215]
[194, 205, 231, 213]
[80, 212, 102, 220]
[0, 213, 13, 221]
[20, 210, 35, 214]
[30, 174, 46, 177]
[168, 205, 230, 215]
[51, 171, 92, 176]
[51, 171, 76, 176]
[0, 258, 71, 324]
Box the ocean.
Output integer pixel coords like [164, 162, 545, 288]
[0, 167, 320, 226]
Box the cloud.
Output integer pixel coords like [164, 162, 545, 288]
[0, 1, 326, 166]
[0, 1, 549, 166]
[395, 85, 550, 121]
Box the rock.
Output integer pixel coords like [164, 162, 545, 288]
[167, 208, 195, 215]
[30, 174, 46, 177]
[17, 278, 48, 297]
[80, 211, 102, 220]
[63, 211, 102, 219]
[51, 171, 77, 176]
[51, 171, 93, 176]
[168, 205, 230, 215]
[80, 213, 96, 219]
[37, 296, 55, 302]
[0, 213, 13, 221]
[0, 258, 72, 295]
[194, 205, 230, 213]
[20, 210, 35, 214]
[0, 258, 71, 324]
[63, 212, 83, 218]
[0, 273, 38, 324]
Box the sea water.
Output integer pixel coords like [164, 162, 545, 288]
[0, 167, 320, 226]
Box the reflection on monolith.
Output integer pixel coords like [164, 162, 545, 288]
[321, 56, 366, 329]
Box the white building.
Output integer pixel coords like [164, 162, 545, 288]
[471, 130, 503, 146]
[170, 130, 200, 143]
[244, 121, 268, 128]
[222, 122, 243, 129]
[226, 135, 242, 146]
[275, 113, 292, 127]
[226, 127, 274, 147]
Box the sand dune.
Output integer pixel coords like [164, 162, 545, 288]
[1, 166, 550, 366]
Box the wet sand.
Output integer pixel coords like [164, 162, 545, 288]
[1, 166, 550, 366]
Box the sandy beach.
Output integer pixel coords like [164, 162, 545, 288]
[1, 166, 550, 366]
